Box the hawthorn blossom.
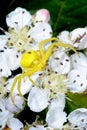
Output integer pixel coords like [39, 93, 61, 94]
[58, 27, 87, 50]
[0, 7, 52, 77]
[28, 93, 67, 129]
[5, 7, 52, 51]
[0, 98, 23, 130]
[67, 52, 87, 93]
[68, 108, 87, 130]
[45, 94, 67, 129]
[27, 48, 71, 112]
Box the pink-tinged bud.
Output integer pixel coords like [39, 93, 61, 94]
[34, 9, 50, 23]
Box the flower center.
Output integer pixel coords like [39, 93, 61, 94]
[6, 26, 34, 52]
[41, 72, 68, 98]
[0, 78, 6, 97]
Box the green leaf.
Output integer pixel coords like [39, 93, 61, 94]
[22, 0, 87, 35]
[65, 92, 87, 113]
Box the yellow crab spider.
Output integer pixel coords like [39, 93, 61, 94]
[10, 37, 77, 103]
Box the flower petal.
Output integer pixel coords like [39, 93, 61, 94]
[7, 117, 24, 130]
[0, 98, 13, 129]
[6, 7, 32, 29]
[70, 27, 87, 42]
[49, 49, 71, 74]
[27, 87, 49, 112]
[46, 107, 67, 129]
[67, 69, 87, 93]
[29, 125, 46, 130]
[0, 52, 11, 77]
[0, 35, 8, 50]
[49, 94, 65, 110]
[29, 22, 52, 43]
[5, 48, 21, 70]
[68, 108, 87, 129]
[71, 52, 87, 73]
[58, 31, 72, 45]
[5, 94, 24, 113]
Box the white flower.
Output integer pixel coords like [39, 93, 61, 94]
[67, 69, 87, 93]
[27, 87, 49, 112]
[7, 117, 24, 130]
[0, 7, 52, 77]
[28, 85, 67, 129]
[66, 52, 87, 93]
[58, 27, 87, 50]
[27, 50, 69, 112]
[46, 94, 67, 129]
[0, 48, 21, 77]
[48, 48, 71, 74]
[46, 107, 67, 129]
[5, 7, 52, 52]
[6, 7, 32, 29]
[28, 69, 67, 112]
[70, 27, 87, 49]
[68, 108, 87, 129]
[0, 98, 23, 129]
[71, 52, 87, 73]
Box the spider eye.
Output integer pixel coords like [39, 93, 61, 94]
[20, 50, 38, 68]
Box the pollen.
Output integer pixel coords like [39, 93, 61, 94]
[0, 78, 6, 98]
[41, 72, 68, 98]
[6, 26, 34, 52]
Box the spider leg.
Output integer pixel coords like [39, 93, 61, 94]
[45, 42, 78, 61]
[21, 68, 39, 78]
[17, 76, 27, 101]
[28, 76, 39, 88]
[21, 68, 40, 87]
[39, 37, 59, 59]
[10, 76, 18, 105]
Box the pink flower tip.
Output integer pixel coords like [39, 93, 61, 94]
[34, 9, 50, 23]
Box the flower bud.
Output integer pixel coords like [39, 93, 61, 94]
[33, 9, 50, 23]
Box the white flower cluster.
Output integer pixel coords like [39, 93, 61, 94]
[0, 7, 87, 130]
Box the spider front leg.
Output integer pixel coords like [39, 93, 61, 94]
[39, 37, 59, 59]
[10, 76, 19, 104]
[39, 37, 77, 60]
[17, 76, 27, 101]
[21, 68, 40, 87]
[45, 42, 78, 61]
[10, 75, 26, 104]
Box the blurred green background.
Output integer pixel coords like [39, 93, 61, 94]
[0, 0, 87, 36]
